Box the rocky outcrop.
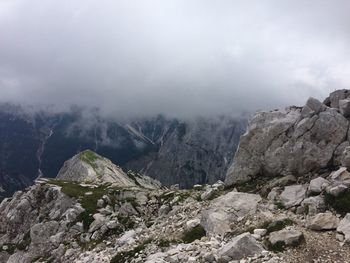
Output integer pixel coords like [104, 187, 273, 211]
[57, 150, 161, 189]
[226, 91, 350, 185]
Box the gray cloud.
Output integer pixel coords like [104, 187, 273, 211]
[0, 0, 350, 118]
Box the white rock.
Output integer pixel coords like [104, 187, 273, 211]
[218, 232, 264, 260]
[337, 213, 350, 242]
[307, 212, 340, 230]
[280, 185, 307, 208]
[308, 177, 329, 194]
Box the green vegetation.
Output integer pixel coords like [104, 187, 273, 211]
[17, 231, 31, 251]
[110, 239, 152, 263]
[117, 215, 135, 230]
[156, 238, 178, 248]
[266, 240, 286, 252]
[48, 179, 108, 229]
[79, 150, 101, 169]
[325, 190, 350, 215]
[274, 201, 285, 210]
[0, 243, 16, 254]
[181, 225, 206, 243]
[262, 218, 294, 234]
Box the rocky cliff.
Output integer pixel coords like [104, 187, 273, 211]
[226, 90, 350, 185]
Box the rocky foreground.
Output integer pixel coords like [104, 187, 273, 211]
[2, 90, 350, 262]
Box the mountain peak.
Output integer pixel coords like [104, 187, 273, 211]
[56, 150, 161, 189]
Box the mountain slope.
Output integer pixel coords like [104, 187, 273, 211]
[0, 105, 247, 197]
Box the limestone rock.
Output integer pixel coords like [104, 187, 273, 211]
[269, 229, 304, 247]
[342, 147, 350, 170]
[307, 212, 339, 230]
[218, 232, 264, 260]
[308, 177, 329, 194]
[57, 150, 161, 189]
[201, 192, 261, 236]
[339, 99, 350, 117]
[226, 93, 349, 186]
[337, 213, 350, 242]
[280, 185, 307, 208]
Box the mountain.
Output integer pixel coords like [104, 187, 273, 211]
[0, 104, 247, 197]
[3, 91, 350, 262]
[57, 150, 161, 189]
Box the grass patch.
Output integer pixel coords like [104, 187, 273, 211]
[181, 225, 206, 243]
[325, 190, 350, 215]
[48, 179, 108, 229]
[117, 215, 135, 230]
[110, 239, 152, 263]
[79, 150, 101, 169]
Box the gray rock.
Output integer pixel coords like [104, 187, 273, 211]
[327, 89, 350, 109]
[327, 184, 348, 197]
[342, 147, 350, 170]
[337, 213, 350, 242]
[218, 232, 264, 260]
[301, 195, 326, 215]
[269, 229, 304, 247]
[339, 99, 350, 117]
[200, 188, 218, 201]
[30, 221, 59, 244]
[226, 93, 349, 186]
[57, 150, 161, 189]
[280, 185, 307, 208]
[308, 177, 329, 194]
[307, 212, 340, 230]
[201, 192, 261, 236]
[300, 97, 326, 117]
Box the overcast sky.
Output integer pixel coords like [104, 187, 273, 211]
[0, 0, 350, 117]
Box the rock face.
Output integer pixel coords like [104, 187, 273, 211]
[57, 150, 160, 189]
[226, 91, 350, 185]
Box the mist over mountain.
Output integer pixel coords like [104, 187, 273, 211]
[0, 104, 247, 198]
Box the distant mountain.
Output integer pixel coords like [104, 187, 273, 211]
[0, 104, 247, 197]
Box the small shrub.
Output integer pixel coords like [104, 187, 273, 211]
[76, 211, 94, 231]
[16, 231, 31, 251]
[110, 239, 152, 263]
[262, 219, 294, 234]
[181, 225, 206, 243]
[267, 240, 286, 252]
[325, 190, 350, 215]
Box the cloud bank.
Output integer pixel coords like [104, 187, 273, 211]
[0, 0, 350, 117]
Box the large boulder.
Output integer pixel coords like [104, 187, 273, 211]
[337, 213, 350, 242]
[280, 185, 307, 208]
[269, 229, 304, 247]
[57, 150, 161, 189]
[307, 212, 339, 231]
[201, 192, 261, 236]
[226, 93, 349, 186]
[218, 232, 264, 261]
